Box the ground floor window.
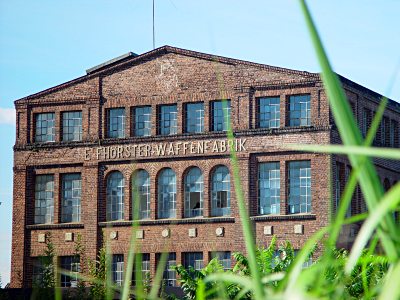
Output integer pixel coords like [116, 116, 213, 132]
[288, 161, 311, 214]
[132, 253, 150, 286]
[157, 253, 177, 287]
[183, 252, 204, 271]
[211, 251, 231, 270]
[112, 254, 124, 286]
[60, 256, 80, 287]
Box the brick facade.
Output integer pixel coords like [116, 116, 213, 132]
[11, 46, 400, 288]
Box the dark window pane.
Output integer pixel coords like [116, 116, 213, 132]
[288, 161, 311, 214]
[108, 108, 125, 138]
[289, 95, 311, 127]
[258, 97, 280, 128]
[159, 105, 177, 135]
[133, 106, 152, 137]
[35, 113, 55, 142]
[185, 103, 204, 133]
[211, 100, 231, 132]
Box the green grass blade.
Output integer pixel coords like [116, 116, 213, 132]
[204, 272, 253, 287]
[362, 234, 379, 299]
[283, 226, 329, 293]
[105, 239, 114, 300]
[148, 252, 168, 300]
[289, 144, 400, 160]
[378, 261, 400, 300]
[327, 97, 388, 249]
[54, 265, 61, 300]
[196, 279, 206, 300]
[346, 182, 400, 273]
[261, 272, 285, 284]
[299, 0, 399, 262]
[121, 167, 141, 300]
[214, 68, 264, 299]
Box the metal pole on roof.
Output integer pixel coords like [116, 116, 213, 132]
[153, 0, 155, 49]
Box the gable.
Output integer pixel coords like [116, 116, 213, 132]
[101, 50, 317, 101]
[15, 45, 318, 103]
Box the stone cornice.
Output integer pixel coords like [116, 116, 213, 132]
[14, 126, 332, 152]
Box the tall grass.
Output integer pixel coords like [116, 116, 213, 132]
[43, 1, 400, 299]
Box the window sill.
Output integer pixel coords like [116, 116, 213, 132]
[98, 217, 235, 227]
[250, 214, 316, 221]
[26, 223, 84, 230]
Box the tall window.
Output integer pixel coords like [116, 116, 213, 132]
[362, 108, 372, 137]
[258, 162, 280, 215]
[61, 173, 82, 223]
[335, 162, 344, 214]
[35, 113, 55, 142]
[185, 102, 204, 133]
[288, 161, 311, 214]
[390, 120, 397, 147]
[108, 108, 125, 138]
[132, 253, 150, 286]
[32, 258, 44, 286]
[34, 175, 54, 224]
[289, 95, 311, 126]
[184, 167, 204, 218]
[157, 168, 176, 218]
[335, 162, 351, 217]
[211, 100, 231, 132]
[133, 106, 152, 137]
[157, 253, 176, 287]
[158, 104, 177, 135]
[106, 172, 125, 221]
[112, 254, 124, 286]
[62, 111, 82, 141]
[345, 165, 352, 217]
[381, 117, 388, 146]
[132, 170, 150, 220]
[258, 97, 280, 128]
[211, 251, 231, 270]
[183, 252, 203, 271]
[211, 166, 230, 217]
[60, 256, 80, 287]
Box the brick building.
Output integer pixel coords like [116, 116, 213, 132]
[11, 46, 400, 288]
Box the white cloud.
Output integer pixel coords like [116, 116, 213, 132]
[0, 108, 16, 125]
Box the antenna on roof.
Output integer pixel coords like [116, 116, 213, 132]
[153, 0, 155, 49]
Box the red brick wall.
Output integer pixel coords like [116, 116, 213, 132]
[10, 48, 400, 288]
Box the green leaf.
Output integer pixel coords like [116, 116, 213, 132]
[346, 182, 400, 273]
[378, 261, 400, 300]
[288, 144, 400, 160]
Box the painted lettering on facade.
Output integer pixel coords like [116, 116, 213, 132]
[84, 138, 247, 161]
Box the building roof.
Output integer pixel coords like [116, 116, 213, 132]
[14, 45, 399, 111]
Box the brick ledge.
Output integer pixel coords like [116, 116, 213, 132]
[250, 214, 316, 221]
[15, 126, 331, 151]
[98, 217, 235, 227]
[26, 223, 84, 230]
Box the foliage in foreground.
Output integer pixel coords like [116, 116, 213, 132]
[171, 237, 388, 300]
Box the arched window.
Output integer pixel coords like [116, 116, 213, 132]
[211, 166, 230, 216]
[106, 171, 125, 221]
[132, 170, 150, 220]
[184, 167, 203, 217]
[158, 168, 176, 219]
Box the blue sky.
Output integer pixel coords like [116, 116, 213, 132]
[0, 0, 399, 284]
